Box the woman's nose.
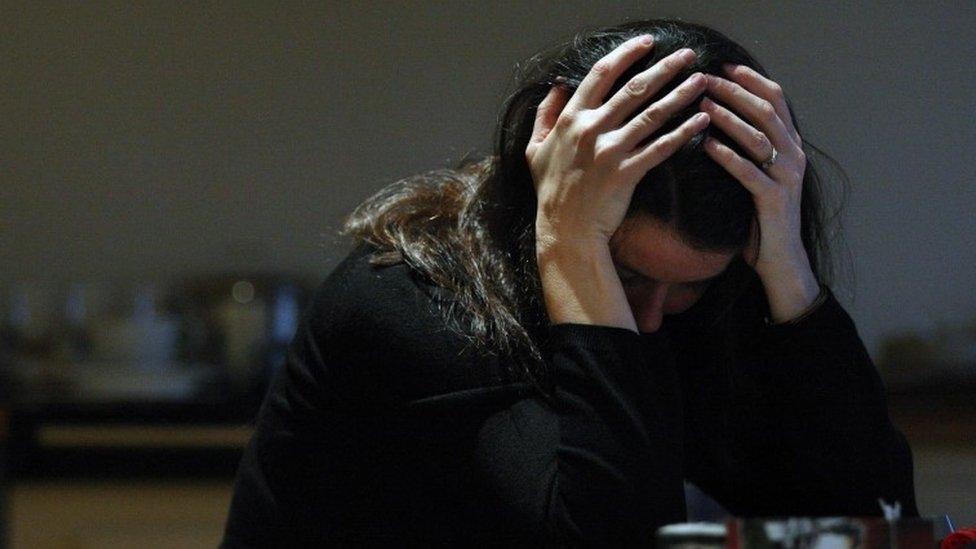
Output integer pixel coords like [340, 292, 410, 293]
[636, 283, 669, 333]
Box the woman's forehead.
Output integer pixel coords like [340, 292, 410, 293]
[610, 216, 735, 283]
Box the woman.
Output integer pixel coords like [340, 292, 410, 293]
[221, 18, 918, 546]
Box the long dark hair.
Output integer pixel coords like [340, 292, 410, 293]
[340, 17, 849, 397]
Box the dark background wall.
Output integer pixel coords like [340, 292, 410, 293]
[3, 0, 974, 361]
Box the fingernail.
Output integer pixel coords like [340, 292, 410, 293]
[722, 62, 737, 74]
[640, 34, 654, 46]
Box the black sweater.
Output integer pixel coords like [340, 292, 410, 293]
[220, 240, 918, 546]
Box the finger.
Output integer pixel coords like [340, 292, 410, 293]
[703, 136, 775, 196]
[722, 63, 801, 146]
[699, 96, 774, 166]
[616, 71, 707, 151]
[704, 74, 797, 155]
[622, 112, 710, 175]
[596, 47, 698, 130]
[566, 34, 654, 115]
[529, 83, 570, 147]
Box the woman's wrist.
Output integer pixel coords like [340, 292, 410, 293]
[759, 262, 823, 324]
[536, 239, 638, 332]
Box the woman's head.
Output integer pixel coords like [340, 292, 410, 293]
[342, 17, 844, 393]
[488, 17, 837, 329]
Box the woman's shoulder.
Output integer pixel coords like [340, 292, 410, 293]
[306, 240, 453, 342]
[299, 239, 507, 403]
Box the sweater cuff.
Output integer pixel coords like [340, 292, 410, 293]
[755, 285, 855, 341]
[548, 322, 642, 345]
[548, 322, 642, 356]
[763, 284, 830, 327]
[545, 322, 663, 383]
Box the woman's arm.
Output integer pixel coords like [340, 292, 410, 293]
[472, 320, 686, 544]
[723, 285, 919, 518]
[222, 248, 695, 545]
[693, 61, 917, 518]
[466, 242, 687, 543]
[515, 34, 709, 542]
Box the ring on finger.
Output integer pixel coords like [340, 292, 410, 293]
[760, 146, 778, 170]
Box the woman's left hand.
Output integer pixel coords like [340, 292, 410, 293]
[698, 64, 821, 323]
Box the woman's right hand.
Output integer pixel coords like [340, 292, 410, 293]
[526, 34, 710, 254]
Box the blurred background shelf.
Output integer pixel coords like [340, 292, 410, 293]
[4, 378, 261, 481]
